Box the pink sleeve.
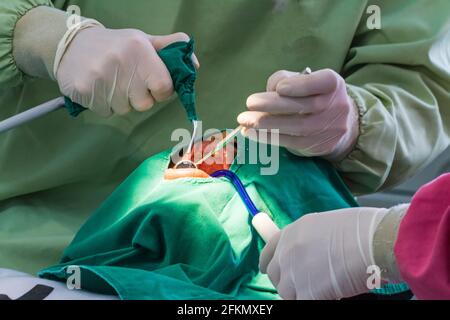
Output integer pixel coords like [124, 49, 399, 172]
[394, 173, 450, 300]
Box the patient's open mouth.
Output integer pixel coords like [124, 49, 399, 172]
[165, 131, 237, 180]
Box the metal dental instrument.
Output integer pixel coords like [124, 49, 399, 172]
[302, 67, 312, 75]
[195, 125, 242, 166]
[173, 120, 201, 169]
[174, 125, 241, 169]
[174, 126, 241, 170]
[187, 120, 200, 154]
[174, 160, 197, 169]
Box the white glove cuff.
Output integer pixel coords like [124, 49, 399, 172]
[53, 18, 104, 80]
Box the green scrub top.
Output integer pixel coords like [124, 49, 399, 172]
[0, 0, 449, 275]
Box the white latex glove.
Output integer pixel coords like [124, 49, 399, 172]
[259, 208, 389, 300]
[56, 27, 199, 117]
[238, 69, 360, 161]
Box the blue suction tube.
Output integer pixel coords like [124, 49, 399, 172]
[210, 170, 260, 217]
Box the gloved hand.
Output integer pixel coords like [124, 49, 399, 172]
[259, 206, 408, 300]
[56, 27, 199, 117]
[238, 69, 360, 161]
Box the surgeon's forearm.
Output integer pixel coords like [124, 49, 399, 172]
[334, 5, 450, 195]
[335, 72, 450, 195]
[13, 6, 68, 80]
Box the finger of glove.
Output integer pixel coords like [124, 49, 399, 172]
[127, 64, 155, 112]
[266, 70, 299, 92]
[142, 53, 174, 102]
[238, 111, 326, 136]
[129, 37, 173, 102]
[266, 258, 282, 288]
[277, 275, 297, 300]
[259, 231, 282, 273]
[111, 93, 133, 115]
[150, 32, 190, 49]
[246, 92, 330, 114]
[149, 33, 200, 69]
[277, 69, 340, 97]
[106, 66, 134, 115]
[89, 78, 114, 117]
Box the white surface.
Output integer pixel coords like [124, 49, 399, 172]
[0, 269, 117, 300]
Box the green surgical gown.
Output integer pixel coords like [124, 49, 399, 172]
[1, 0, 449, 276]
